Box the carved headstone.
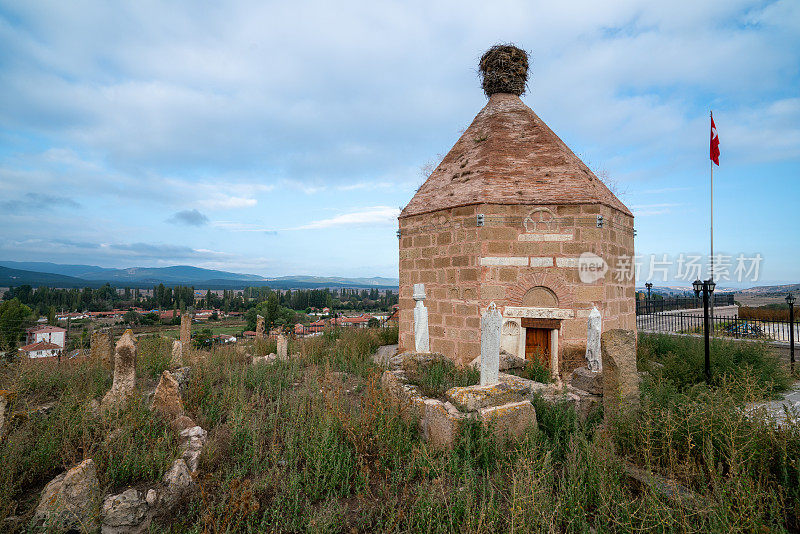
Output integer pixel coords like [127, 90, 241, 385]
[170, 340, 183, 369]
[180, 314, 191, 347]
[601, 329, 639, 417]
[412, 283, 430, 353]
[277, 334, 288, 360]
[101, 330, 137, 410]
[256, 315, 265, 339]
[480, 302, 502, 386]
[585, 306, 602, 372]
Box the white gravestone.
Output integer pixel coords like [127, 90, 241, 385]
[412, 283, 430, 352]
[480, 302, 502, 386]
[585, 306, 602, 372]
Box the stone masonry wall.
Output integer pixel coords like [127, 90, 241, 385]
[399, 203, 635, 372]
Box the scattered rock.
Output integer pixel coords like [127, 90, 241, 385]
[152, 371, 184, 420]
[101, 488, 150, 534]
[253, 353, 277, 365]
[170, 366, 192, 394]
[170, 415, 196, 433]
[372, 344, 398, 367]
[33, 459, 100, 533]
[180, 426, 207, 472]
[160, 459, 193, 508]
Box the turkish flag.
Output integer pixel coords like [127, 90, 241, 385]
[710, 113, 720, 166]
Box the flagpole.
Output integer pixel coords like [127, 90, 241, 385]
[710, 110, 714, 319]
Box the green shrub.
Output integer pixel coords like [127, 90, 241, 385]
[407, 359, 479, 398]
[509, 358, 552, 383]
[638, 333, 791, 397]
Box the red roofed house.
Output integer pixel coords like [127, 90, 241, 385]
[398, 62, 635, 376]
[26, 325, 67, 348]
[19, 341, 61, 359]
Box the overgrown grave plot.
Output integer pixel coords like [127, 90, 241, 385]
[381, 352, 549, 449]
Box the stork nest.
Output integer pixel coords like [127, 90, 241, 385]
[479, 44, 529, 97]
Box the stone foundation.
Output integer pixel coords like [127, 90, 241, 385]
[382, 352, 541, 448]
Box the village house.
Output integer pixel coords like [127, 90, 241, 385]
[398, 46, 635, 376]
[25, 325, 67, 348]
[19, 341, 61, 359]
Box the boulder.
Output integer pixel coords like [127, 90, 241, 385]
[100, 488, 150, 534]
[152, 371, 184, 420]
[33, 459, 100, 532]
[570, 366, 603, 395]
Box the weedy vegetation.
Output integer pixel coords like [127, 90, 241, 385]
[1, 327, 798, 532]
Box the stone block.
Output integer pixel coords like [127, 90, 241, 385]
[446, 376, 530, 412]
[479, 401, 536, 442]
[423, 399, 467, 449]
[601, 329, 639, 417]
[480, 256, 527, 266]
[570, 366, 603, 395]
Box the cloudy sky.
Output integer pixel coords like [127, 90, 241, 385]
[1, 1, 798, 285]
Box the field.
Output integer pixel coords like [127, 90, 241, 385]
[1, 329, 799, 532]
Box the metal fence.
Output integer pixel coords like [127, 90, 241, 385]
[637, 311, 798, 344]
[635, 293, 735, 315]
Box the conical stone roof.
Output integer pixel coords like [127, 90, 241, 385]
[400, 93, 631, 218]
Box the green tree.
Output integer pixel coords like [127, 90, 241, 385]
[124, 310, 139, 325]
[0, 298, 33, 353]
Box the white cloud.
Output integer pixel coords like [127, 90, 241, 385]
[295, 206, 400, 230]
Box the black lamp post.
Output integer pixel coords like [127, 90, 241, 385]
[786, 293, 795, 373]
[694, 278, 716, 385]
[645, 282, 653, 314]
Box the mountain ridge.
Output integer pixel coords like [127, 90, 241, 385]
[0, 261, 398, 289]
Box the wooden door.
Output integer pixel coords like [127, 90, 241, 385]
[525, 328, 551, 366]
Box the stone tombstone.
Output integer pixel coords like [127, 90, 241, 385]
[585, 306, 602, 372]
[0, 390, 9, 440]
[412, 283, 430, 353]
[152, 370, 184, 420]
[256, 315, 265, 339]
[180, 314, 191, 347]
[600, 329, 639, 417]
[102, 330, 137, 409]
[277, 334, 288, 360]
[170, 340, 183, 369]
[480, 302, 502, 386]
[91, 331, 113, 369]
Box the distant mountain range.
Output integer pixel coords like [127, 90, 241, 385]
[0, 261, 399, 290]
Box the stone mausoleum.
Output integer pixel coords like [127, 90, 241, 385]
[398, 46, 635, 376]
